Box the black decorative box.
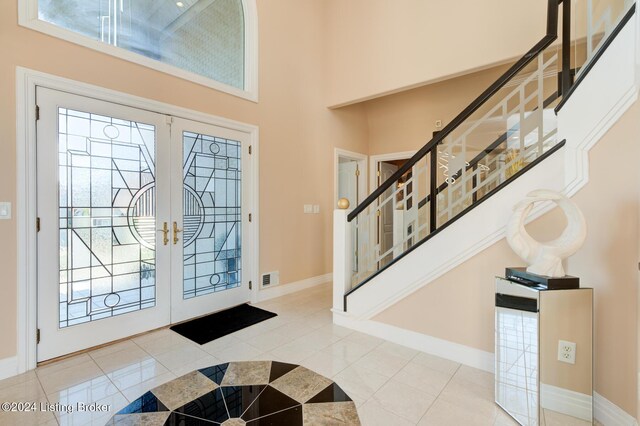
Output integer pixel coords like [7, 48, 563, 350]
[505, 267, 579, 290]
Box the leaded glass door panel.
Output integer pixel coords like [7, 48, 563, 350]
[36, 87, 171, 362]
[169, 118, 252, 323]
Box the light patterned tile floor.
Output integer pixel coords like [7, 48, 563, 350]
[0, 283, 532, 425]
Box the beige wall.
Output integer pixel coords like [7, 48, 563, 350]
[324, 0, 548, 107]
[0, 0, 369, 359]
[363, 63, 510, 156]
[375, 101, 640, 415]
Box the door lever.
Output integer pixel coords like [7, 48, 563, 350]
[157, 222, 169, 246]
[173, 221, 182, 245]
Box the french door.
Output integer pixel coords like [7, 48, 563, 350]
[36, 87, 252, 362]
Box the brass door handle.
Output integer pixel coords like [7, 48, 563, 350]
[157, 222, 169, 246]
[173, 221, 182, 244]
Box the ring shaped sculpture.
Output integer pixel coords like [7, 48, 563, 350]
[506, 189, 586, 278]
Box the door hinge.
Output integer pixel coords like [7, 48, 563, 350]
[355, 168, 360, 177]
[36, 105, 40, 121]
[249, 281, 252, 290]
[249, 213, 252, 222]
[376, 170, 380, 177]
[36, 217, 41, 232]
[36, 329, 40, 344]
[248, 145, 252, 155]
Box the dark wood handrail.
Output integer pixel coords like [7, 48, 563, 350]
[347, 0, 560, 222]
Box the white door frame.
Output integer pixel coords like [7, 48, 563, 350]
[16, 67, 260, 373]
[369, 151, 416, 193]
[334, 148, 367, 209]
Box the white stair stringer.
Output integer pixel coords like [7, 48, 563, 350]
[343, 14, 638, 321]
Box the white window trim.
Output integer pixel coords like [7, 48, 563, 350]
[16, 66, 260, 373]
[17, 0, 259, 103]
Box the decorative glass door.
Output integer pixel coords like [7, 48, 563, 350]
[169, 118, 251, 323]
[36, 89, 253, 362]
[36, 87, 172, 362]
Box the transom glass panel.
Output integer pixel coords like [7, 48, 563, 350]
[37, 0, 245, 89]
[182, 131, 242, 299]
[58, 108, 157, 328]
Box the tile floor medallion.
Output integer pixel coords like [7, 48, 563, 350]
[0, 285, 537, 425]
[107, 361, 360, 425]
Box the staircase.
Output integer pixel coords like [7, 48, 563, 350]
[333, 0, 637, 334]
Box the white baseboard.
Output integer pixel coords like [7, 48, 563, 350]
[595, 392, 638, 426]
[332, 312, 494, 373]
[540, 383, 592, 422]
[0, 356, 19, 381]
[255, 273, 332, 302]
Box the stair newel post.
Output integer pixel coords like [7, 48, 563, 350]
[333, 200, 353, 312]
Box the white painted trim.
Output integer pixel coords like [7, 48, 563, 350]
[17, 0, 259, 103]
[334, 148, 368, 209]
[332, 312, 495, 372]
[16, 67, 260, 374]
[0, 357, 19, 382]
[369, 151, 416, 193]
[594, 391, 638, 426]
[16, 69, 38, 374]
[333, 210, 352, 312]
[540, 383, 593, 422]
[255, 274, 332, 303]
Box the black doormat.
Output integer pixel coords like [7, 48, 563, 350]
[170, 304, 278, 345]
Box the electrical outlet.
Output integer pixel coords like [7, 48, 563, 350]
[558, 340, 576, 364]
[435, 120, 443, 128]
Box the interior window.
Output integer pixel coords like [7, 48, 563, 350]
[37, 0, 245, 89]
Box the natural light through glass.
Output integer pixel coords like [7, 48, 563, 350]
[182, 131, 242, 299]
[37, 0, 245, 89]
[58, 107, 157, 328]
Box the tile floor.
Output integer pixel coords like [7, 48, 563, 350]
[110, 361, 359, 424]
[0, 284, 525, 425]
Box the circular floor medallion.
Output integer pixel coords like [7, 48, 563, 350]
[108, 361, 361, 425]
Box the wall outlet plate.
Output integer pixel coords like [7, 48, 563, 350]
[313, 204, 320, 214]
[303, 204, 313, 214]
[558, 340, 576, 364]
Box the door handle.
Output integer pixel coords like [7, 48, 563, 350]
[157, 222, 169, 246]
[173, 221, 182, 245]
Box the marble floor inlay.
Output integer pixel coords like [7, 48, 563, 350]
[108, 361, 360, 425]
[0, 284, 533, 425]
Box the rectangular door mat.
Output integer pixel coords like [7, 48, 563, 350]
[170, 304, 277, 345]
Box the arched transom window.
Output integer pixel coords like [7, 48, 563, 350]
[20, 0, 257, 99]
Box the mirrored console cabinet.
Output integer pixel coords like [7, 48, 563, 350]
[495, 268, 593, 425]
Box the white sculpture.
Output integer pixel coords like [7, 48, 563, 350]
[506, 189, 586, 277]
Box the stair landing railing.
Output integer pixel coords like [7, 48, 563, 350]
[332, 0, 636, 313]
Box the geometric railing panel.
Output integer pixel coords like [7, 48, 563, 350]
[58, 108, 157, 328]
[349, 48, 560, 288]
[182, 132, 242, 299]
